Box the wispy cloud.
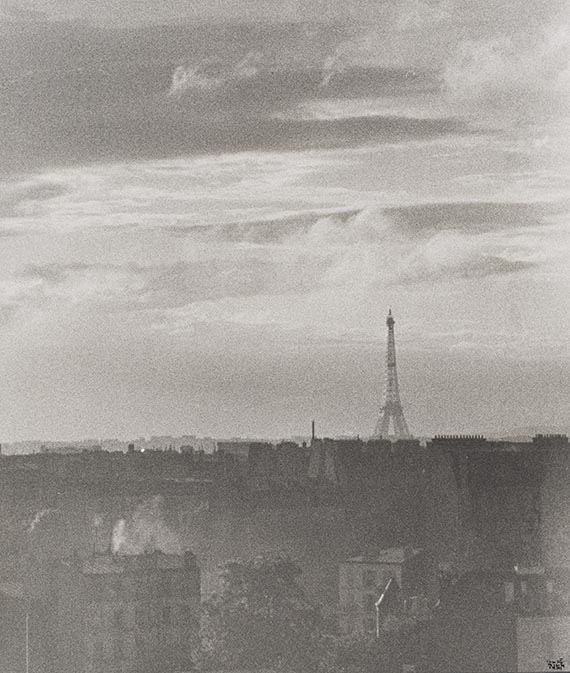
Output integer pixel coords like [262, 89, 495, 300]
[444, 23, 570, 106]
[0, 197, 550, 338]
[0, 256, 328, 322]
[0, 180, 68, 218]
[0, 21, 474, 173]
[396, 249, 535, 284]
[384, 201, 546, 235]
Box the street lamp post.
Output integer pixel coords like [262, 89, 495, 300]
[375, 602, 380, 639]
[375, 577, 393, 639]
[25, 611, 30, 673]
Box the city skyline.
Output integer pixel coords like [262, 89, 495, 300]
[0, 1, 569, 441]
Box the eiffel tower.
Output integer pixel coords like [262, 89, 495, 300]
[373, 309, 411, 439]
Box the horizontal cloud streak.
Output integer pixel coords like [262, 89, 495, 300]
[0, 257, 326, 321]
[5, 10, 567, 173]
[4, 106, 466, 173]
[383, 201, 547, 235]
[0, 198, 549, 329]
[178, 201, 551, 244]
[0, 180, 68, 217]
[0, 21, 462, 172]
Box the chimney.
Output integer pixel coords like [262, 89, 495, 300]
[184, 551, 197, 568]
[128, 443, 135, 453]
[403, 545, 415, 561]
[311, 420, 315, 442]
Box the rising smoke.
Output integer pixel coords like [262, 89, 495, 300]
[27, 508, 55, 533]
[111, 495, 182, 555]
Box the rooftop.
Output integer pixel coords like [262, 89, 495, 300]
[345, 547, 422, 565]
[82, 550, 197, 575]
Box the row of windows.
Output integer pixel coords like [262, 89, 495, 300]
[504, 580, 556, 604]
[90, 631, 191, 665]
[88, 574, 191, 600]
[355, 568, 393, 589]
[88, 604, 197, 630]
[348, 593, 423, 616]
[89, 637, 130, 663]
[363, 570, 377, 588]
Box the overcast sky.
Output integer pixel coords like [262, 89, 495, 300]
[0, 0, 569, 441]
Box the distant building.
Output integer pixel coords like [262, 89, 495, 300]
[216, 441, 256, 462]
[429, 434, 568, 569]
[517, 616, 570, 672]
[429, 566, 570, 672]
[52, 551, 201, 673]
[307, 438, 349, 488]
[339, 547, 435, 637]
[216, 441, 269, 483]
[0, 551, 201, 673]
[0, 560, 60, 673]
[0, 582, 33, 673]
[0, 430, 567, 626]
[40, 443, 102, 454]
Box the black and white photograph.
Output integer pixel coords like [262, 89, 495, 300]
[0, 0, 569, 671]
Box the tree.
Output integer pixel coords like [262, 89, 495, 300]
[318, 617, 429, 673]
[197, 555, 323, 671]
[317, 633, 401, 673]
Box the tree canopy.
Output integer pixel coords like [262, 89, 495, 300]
[197, 555, 323, 671]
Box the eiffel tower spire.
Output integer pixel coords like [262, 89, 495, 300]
[373, 309, 411, 439]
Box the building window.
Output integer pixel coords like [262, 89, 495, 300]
[363, 594, 377, 613]
[135, 607, 147, 629]
[504, 581, 514, 603]
[363, 569, 376, 589]
[405, 597, 415, 614]
[93, 576, 108, 601]
[160, 574, 172, 597]
[113, 636, 124, 661]
[113, 609, 125, 631]
[363, 617, 376, 634]
[162, 606, 171, 626]
[541, 630, 554, 659]
[110, 576, 122, 597]
[93, 639, 104, 666]
[181, 605, 199, 631]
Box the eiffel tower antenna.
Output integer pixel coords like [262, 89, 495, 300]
[373, 309, 411, 439]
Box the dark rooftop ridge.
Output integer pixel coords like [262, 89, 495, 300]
[433, 435, 487, 441]
[81, 550, 198, 574]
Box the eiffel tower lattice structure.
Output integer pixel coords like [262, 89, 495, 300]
[373, 309, 411, 439]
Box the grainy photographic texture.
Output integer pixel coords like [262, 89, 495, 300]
[0, 0, 569, 671]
